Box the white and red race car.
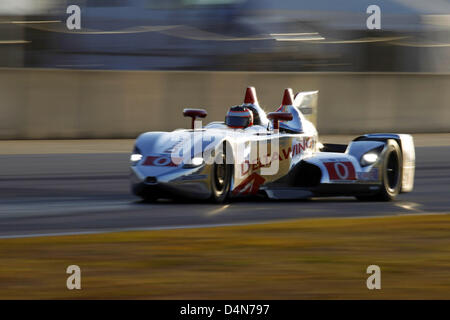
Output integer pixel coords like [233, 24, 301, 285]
[130, 87, 415, 203]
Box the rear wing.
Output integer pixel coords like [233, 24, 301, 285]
[294, 91, 319, 126]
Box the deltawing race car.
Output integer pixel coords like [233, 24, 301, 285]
[130, 87, 415, 203]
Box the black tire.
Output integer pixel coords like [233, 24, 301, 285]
[210, 143, 233, 203]
[357, 139, 403, 201]
[141, 194, 158, 203]
[132, 184, 158, 203]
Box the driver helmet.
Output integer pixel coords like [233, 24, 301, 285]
[225, 105, 254, 129]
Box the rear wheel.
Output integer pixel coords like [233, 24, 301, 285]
[357, 139, 403, 201]
[211, 144, 233, 203]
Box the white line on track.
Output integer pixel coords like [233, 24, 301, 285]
[0, 211, 448, 240]
[0, 221, 272, 239]
[205, 204, 231, 216]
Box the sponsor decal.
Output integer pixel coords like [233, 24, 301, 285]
[291, 137, 313, 157]
[239, 137, 314, 177]
[143, 155, 181, 167]
[241, 152, 280, 176]
[357, 168, 379, 181]
[232, 173, 266, 196]
[324, 161, 356, 180]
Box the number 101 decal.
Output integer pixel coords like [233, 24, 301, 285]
[324, 161, 356, 180]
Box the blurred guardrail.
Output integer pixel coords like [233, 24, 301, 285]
[0, 68, 449, 139]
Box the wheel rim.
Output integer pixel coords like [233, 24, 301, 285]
[214, 153, 227, 192]
[386, 151, 399, 191]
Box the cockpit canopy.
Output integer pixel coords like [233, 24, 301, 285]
[242, 103, 269, 127]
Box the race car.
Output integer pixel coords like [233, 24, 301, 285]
[130, 87, 415, 203]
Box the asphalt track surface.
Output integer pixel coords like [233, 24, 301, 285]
[0, 146, 448, 238]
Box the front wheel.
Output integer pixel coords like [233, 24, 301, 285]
[357, 139, 403, 201]
[210, 145, 233, 203]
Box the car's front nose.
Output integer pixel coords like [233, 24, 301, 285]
[130, 158, 212, 200]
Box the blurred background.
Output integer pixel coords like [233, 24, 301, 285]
[1, 0, 449, 71]
[0, 2, 449, 300]
[0, 0, 449, 138]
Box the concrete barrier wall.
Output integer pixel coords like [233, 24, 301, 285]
[0, 68, 448, 139]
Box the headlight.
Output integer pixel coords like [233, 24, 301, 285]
[130, 146, 143, 166]
[361, 152, 378, 166]
[130, 154, 143, 162]
[183, 157, 204, 168]
[360, 144, 384, 167]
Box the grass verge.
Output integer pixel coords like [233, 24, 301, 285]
[0, 214, 449, 299]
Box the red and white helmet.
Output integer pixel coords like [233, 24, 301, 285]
[225, 105, 254, 129]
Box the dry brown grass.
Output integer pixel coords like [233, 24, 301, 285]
[0, 214, 449, 299]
